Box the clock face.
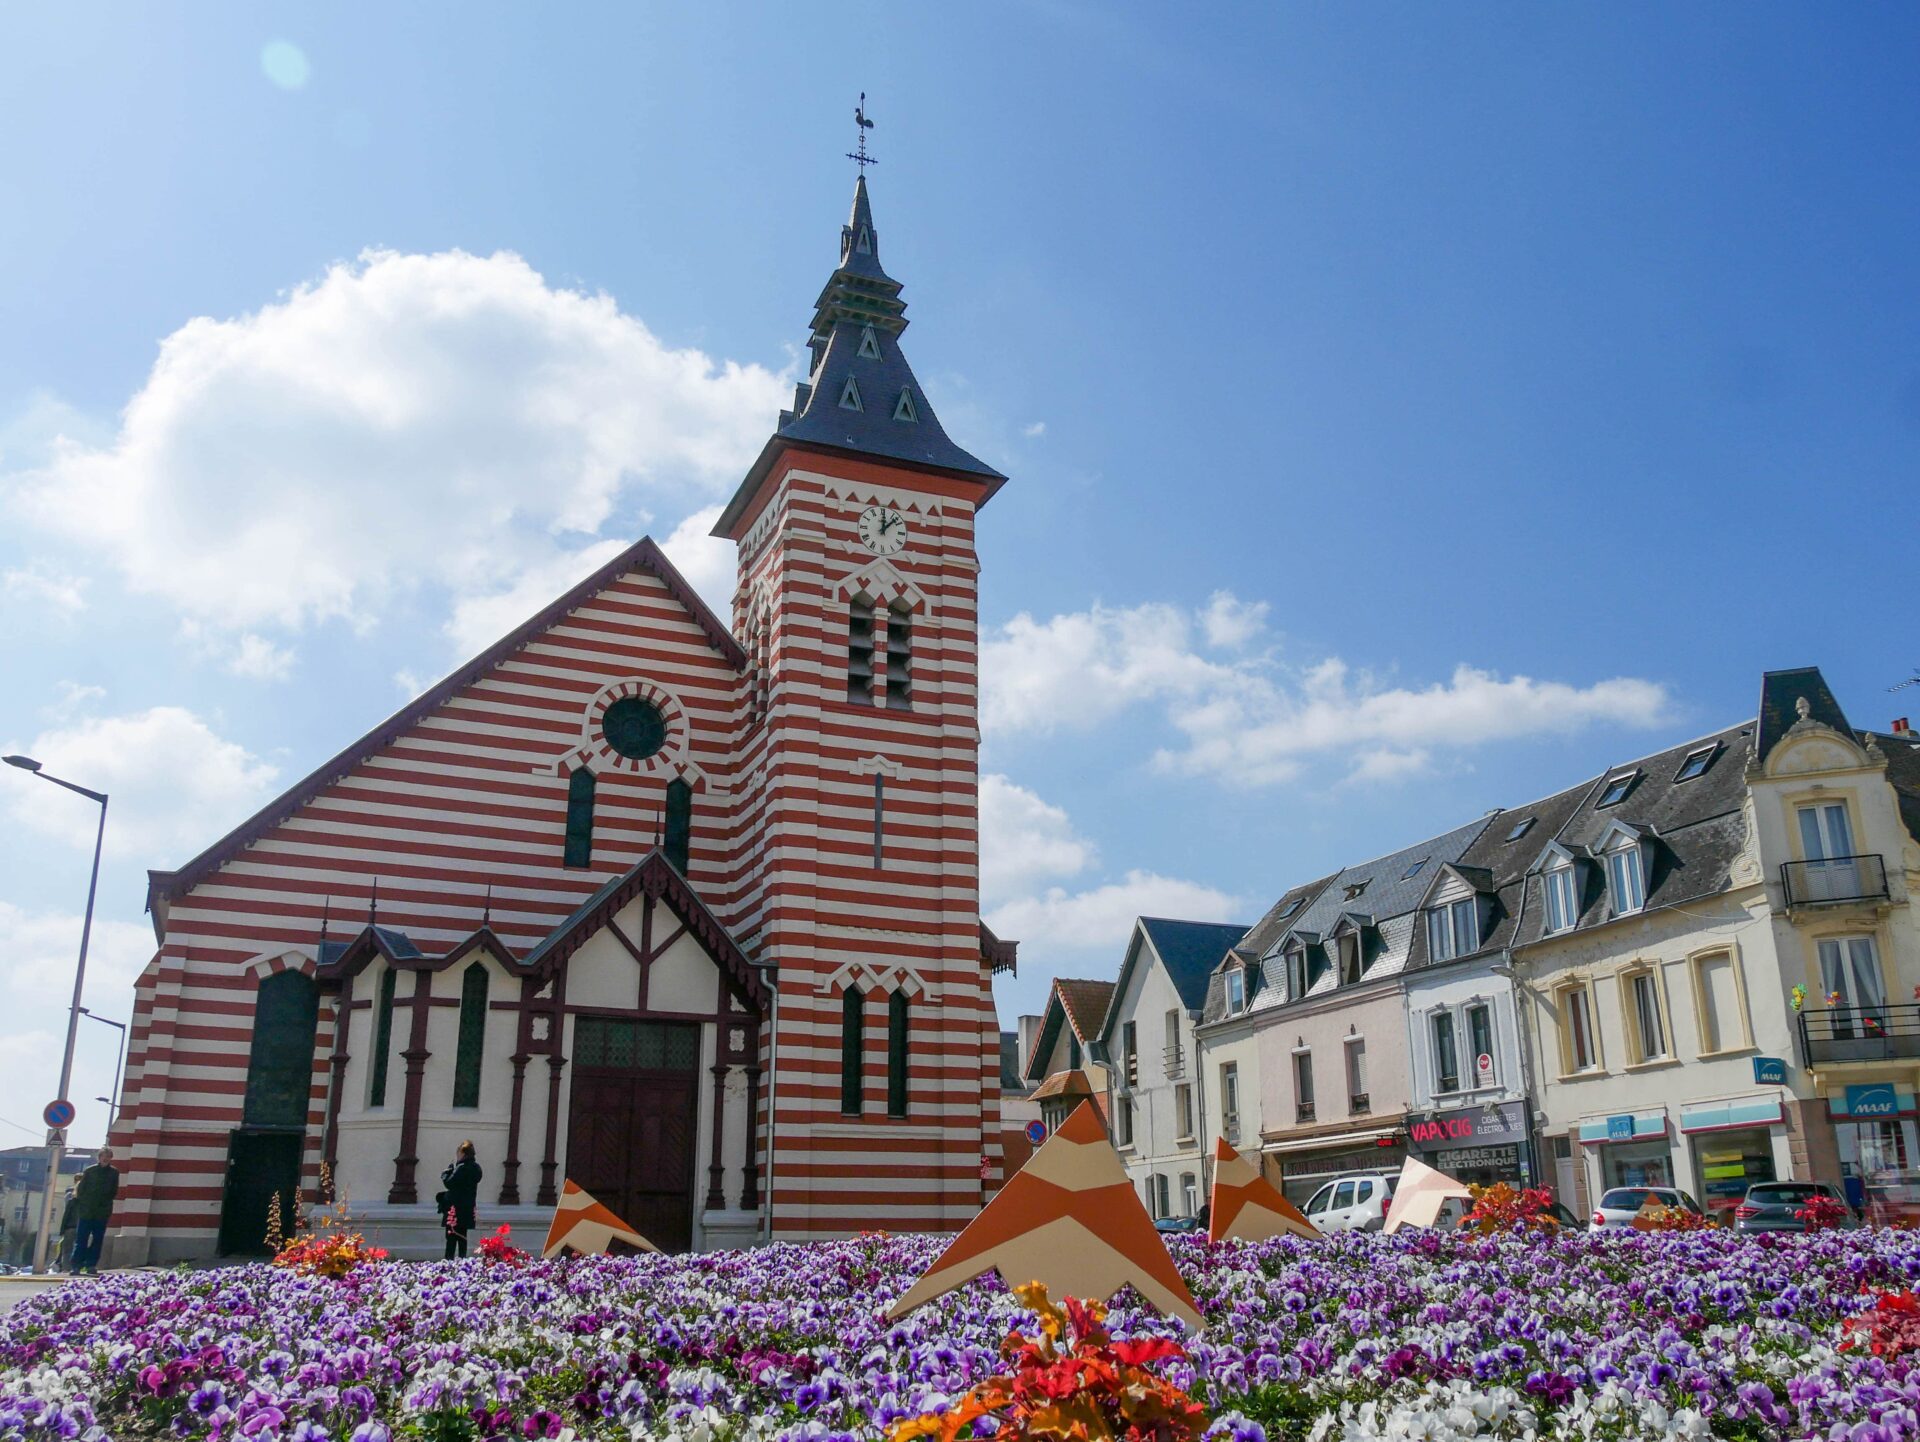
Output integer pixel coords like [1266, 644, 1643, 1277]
[857, 504, 908, 556]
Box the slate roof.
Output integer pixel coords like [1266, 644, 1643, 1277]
[1866, 729, 1920, 847]
[1757, 667, 1855, 766]
[1138, 917, 1256, 1013]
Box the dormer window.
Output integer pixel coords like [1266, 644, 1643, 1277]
[1675, 745, 1716, 782]
[1544, 862, 1579, 934]
[858, 326, 883, 359]
[1426, 897, 1479, 962]
[1284, 945, 1308, 1000]
[1337, 933, 1363, 986]
[893, 389, 919, 422]
[1224, 967, 1246, 1014]
[838, 376, 863, 411]
[1596, 771, 1636, 808]
[1605, 838, 1646, 915]
[1343, 880, 1369, 901]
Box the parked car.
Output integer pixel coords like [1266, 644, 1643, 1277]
[1590, 1186, 1704, 1229]
[1733, 1181, 1860, 1233]
[1153, 1215, 1201, 1235]
[1300, 1172, 1467, 1232]
[1543, 1200, 1587, 1230]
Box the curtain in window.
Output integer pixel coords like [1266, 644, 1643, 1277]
[1546, 867, 1578, 932]
[1432, 1012, 1459, 1093]
[452, 963, 489, 1108]
[1631, 974, 1665, 1059]
[1820, 937, 1886, 1039]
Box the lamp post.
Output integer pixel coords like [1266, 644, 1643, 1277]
[3, 754, 108, 1276]
[78, 1009, 128, 1134]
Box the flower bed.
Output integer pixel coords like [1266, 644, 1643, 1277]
[4, 1228, 1918, 1440]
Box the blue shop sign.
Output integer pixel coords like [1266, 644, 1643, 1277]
[1843, 1084, 1899, 1117]
[1607, 1114, 1636, 1140]
[1752, 1056, 1786, 1085]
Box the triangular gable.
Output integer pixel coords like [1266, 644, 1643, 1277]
[1593, 817, 1649, 852]
[148, 537, 743, 918]
[1530, 839, 1581, 873]
[521, 850, 769, 1014]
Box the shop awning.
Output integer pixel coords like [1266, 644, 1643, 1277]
[1577, 1109, 1667, 1146]
[1679, 1095, 1783, 1133]
[1262, 1126, 1400, 1155]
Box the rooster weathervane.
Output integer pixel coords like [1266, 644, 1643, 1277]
[847, 93, 877, 174]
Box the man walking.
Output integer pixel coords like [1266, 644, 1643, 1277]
[70, 1148, 119, 1274]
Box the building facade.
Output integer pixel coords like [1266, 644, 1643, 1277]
[109, 175, 1018, 1264]
[1022, 978, 1115, 1135]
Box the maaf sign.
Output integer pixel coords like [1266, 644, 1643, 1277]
[1408, 1100, 1527, 1151]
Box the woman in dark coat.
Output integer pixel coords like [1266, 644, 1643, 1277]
[439, 1140, 482, 1259]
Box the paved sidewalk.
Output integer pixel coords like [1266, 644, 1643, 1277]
[0, 1275, 72, 1313]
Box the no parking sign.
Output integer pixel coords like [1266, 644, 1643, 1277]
[1024, 1119, 1047, 1145]
[43, 1099, 75, 1130]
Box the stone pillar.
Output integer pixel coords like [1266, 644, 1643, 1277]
[705, 1063, 729, 1211]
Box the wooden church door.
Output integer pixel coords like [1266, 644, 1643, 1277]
[565, 1017, 700, 1252]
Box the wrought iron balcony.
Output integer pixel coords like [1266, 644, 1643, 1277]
[1295, 1101, 1316, 1124]
[1782, 854, 1889, 909]
[1348, 1092, 1371, 1116]
[1801, 1003, 1920, 1064]
[1163, 1044, 1185, 1079]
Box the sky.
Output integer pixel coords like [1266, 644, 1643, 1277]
[2, 5, 1917, 1149]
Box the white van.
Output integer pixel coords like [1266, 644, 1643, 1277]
[1301, 1171, 1467, 1232]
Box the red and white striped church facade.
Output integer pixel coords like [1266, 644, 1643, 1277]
[108, 174, 1016, 1264]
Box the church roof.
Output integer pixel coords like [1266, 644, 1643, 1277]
[146, 536, 742, 928]
[713, 177, 1004, 536]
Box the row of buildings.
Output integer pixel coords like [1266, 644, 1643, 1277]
[1010, 668, 1920, 1223]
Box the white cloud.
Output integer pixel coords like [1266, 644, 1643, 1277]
[986, 869, 1246, 950]
[43, 683, 105, 722]
[442, 538, 629, 660]
[0, 902, 153, 1007]
[2, 706, 279, 861]
[393, 669, 428, 699]
[1022, 421, 1047, 439]
[178, 624, 296, 681]
[979, 773, 1097, 906]
[659, 505, 736, 617]
[982, 594, 1670, 786]
[3, 562, 88, 614]
[4, 248, 789, 651]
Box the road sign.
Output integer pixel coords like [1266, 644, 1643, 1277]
[42, 1099, 75, 1130]
[44, 1127, 66, 1148]
[1475, 1053, 1493, 1077]
[1024, 1119, 1047, 1145]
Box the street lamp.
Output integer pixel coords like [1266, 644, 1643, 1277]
[78, 1009, 128, 1134]
[3, 754, 108, 1276]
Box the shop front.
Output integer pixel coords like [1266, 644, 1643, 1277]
[1827, 1083, 1920, 1224]
[1677, 1095, 1787, 1220]
[1406, 1099, 1532, 1188]
[1266, 1125, 1408, 1210]
[1577, 1109, 1673, 1192]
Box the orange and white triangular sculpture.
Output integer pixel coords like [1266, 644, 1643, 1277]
[1381, 1156, 1473, 1234]
[885, 1100, 1204, 1331]
[542, 1179, 660, 1258]
[1208, 1137, 1320, 1243]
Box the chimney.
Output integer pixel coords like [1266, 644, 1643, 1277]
[1017, 1013, 1043, 1074]
[1895, 718, 1911, 735]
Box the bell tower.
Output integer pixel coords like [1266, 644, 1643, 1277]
[712, 165, 1011, 1238]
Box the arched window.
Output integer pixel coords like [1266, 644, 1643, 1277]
[368, 967, 398, 1107]
[242, 969, 319, 1128]
[840, 987, 865, 1115]
[847, 597, 875, 703]
[452, 963, 489, 1108]
[887, 988, 910, 1118]
[664, 778, 692, 872]
[564, 766, 597, 868]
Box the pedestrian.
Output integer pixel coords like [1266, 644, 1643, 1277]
[70, 1148, 119, 1274]
[439, 1140, 481, 1260]
[56, 1186, 78, 1271]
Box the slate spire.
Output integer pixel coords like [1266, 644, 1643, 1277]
[772, 176, 1002, 481]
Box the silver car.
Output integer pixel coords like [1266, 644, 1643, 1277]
[1733, 1181, 1859, 1233]
[1590, 1185, 1704, 1229]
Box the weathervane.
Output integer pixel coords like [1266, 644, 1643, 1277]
[847, 92, 877, 174]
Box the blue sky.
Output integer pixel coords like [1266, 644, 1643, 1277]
[2, 6, 1917, 1146]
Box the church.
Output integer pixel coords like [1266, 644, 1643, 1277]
[107, 170, 1017, 1263]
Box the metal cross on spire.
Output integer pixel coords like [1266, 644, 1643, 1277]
[846, 92, 877, 174]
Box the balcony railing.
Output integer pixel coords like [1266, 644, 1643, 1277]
[1801, 1003, 1920, 1065]
[1163, 1044, 1184, 1079]
[1348, 1092, 1371, 1115]
[1782, 854, 1889, 909]
[1296, 1101, 1316, 1124]
[1222, 1111, 1240, 1140]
